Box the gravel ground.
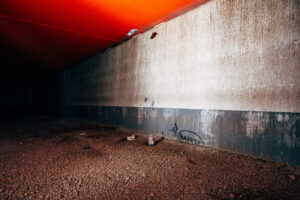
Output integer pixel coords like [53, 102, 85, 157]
[0, 117, 299, 200]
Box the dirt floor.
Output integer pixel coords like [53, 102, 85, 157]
[0, 117, 299, 200]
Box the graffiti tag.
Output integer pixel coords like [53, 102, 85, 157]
[170, 123, 204, 145]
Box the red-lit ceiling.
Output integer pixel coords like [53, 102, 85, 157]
[0, 0, 209, 73]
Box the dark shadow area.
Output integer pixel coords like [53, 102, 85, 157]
[0, 72, 60, 121]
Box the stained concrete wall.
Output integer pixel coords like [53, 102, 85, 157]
[59, 0, 300, 165]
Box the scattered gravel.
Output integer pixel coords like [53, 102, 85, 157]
[0, 117, 299, 199]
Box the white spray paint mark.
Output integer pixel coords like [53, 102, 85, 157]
[200, 110, 224, 137]
[246, 112, 269, 138]
[277, 114, 284, 122]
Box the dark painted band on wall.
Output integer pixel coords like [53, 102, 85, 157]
[60, 105, 300, 166]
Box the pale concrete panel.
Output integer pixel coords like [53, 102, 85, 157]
[61, 0, 300, 113]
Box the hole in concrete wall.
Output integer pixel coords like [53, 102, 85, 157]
[151, 32, 158, 39]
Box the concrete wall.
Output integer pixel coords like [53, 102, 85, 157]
[59, 0, 300, 165]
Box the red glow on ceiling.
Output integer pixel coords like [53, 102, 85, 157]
[0, 0, 209, 70]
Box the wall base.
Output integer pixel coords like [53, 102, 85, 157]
[61, 105, 300, 166]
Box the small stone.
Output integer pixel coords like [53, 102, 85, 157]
[288, 174, 296, 180]
[17, 191, 23, 197]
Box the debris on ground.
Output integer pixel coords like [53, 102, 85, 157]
[127, 135, 136, 141]
[0, 117, 299, 199]
[155, 137, 165, 145]
[148, 135, 155, 145]
[288, 174, 296, 180]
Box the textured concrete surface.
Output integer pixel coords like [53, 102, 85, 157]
[61, 105, 300, 166]
[58, 0, 300, 165]
[60, 0, 300, 113]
